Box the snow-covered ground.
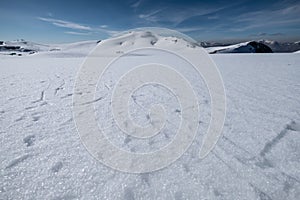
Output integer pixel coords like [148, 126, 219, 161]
[1, 32, 300, 199]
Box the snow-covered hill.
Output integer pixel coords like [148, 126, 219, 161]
[0, 39, 99, 57]
[88, 31, 199, 58]
[203, 40, 300, 53]
[259, 40, 300, 53]
[206, 41, 273, 54]
[0, 31, 199, 57]
[2, 35, 299, 57]
[1, 31, 300, 199]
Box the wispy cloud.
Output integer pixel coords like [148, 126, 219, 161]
[65, 31, 91, 36]
[131, 0, 144, 9]
[230, 3, 300, 32]
[135, 0, 299, 41]
[250, 32, 284, 37]
[38, 17, 120, 36]
[96, 25, 120, 36]
[175, 27, 206, 33]
[138, 9, 164, 22]
[207, 15, 219, 20]
[97, 28, 120, 36]
[38, 17, 92, 31]
[137, 2, 239, 26]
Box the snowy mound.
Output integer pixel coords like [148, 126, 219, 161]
[53, 31, 199, 57]
[38, 40, 99, 57]
[207, 41, 273, 54]
[97, 31, 199, 55]
[0, 31, 200, 57]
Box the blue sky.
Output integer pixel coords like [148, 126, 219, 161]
[0, 0, 299, 43]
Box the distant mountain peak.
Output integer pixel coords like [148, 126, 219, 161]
[207, 41, 273, 54]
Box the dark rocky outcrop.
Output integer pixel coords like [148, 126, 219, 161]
[0, 46, 21, 50]
[248, 41, 273, 53]
[209, 41, 273, 54]
[0, 45, 35, 54]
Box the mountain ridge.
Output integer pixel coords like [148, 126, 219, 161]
[1, 32, 300, 56]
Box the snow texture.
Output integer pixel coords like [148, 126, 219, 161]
[0, 31, 300, 199]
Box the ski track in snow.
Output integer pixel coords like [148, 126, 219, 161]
[0, 46, 300, 199]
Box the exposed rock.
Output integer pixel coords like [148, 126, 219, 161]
[248, 41, 273, 53]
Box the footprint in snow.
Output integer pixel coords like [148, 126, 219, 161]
[123, 187, 135, 200]
[23, 135, 35, 147]
[15, 115, 25, 122]
[174, 191, 183, 200]
[5, 154, 31, 169]
[25, 106, 37, 110]
[61, 93, 73, 99]
[287, 120, 300, 131]
[32, 115, 40, 122]
[140, 173, 150, 186]
[52, 194, 78, 200]
[51, 161, 63, 173]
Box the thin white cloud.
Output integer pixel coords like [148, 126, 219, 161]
[95, 26, 120, 36]
[231, 18, 300, 32]
[137, 2, 238, 26]
[175, 27, 206, 33]
[65, 31, 91, 36]
[38, 17, 120, 36]
[138, 9, 163, 22]
[131, 0, 144, 9]
[249, 32, 284, 37]
[38, 17, 92, 31]
[207, 15, 219, 20]
[231, 3, 300, 31]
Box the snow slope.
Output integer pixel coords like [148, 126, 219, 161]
[1, 32, 300, 199]
[0, 31, 197, 57]
[202, 40, 300, 53]
[0, 39, 98, 57]
[93, 31, 198, 57]
[206, 41, 273, 54]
